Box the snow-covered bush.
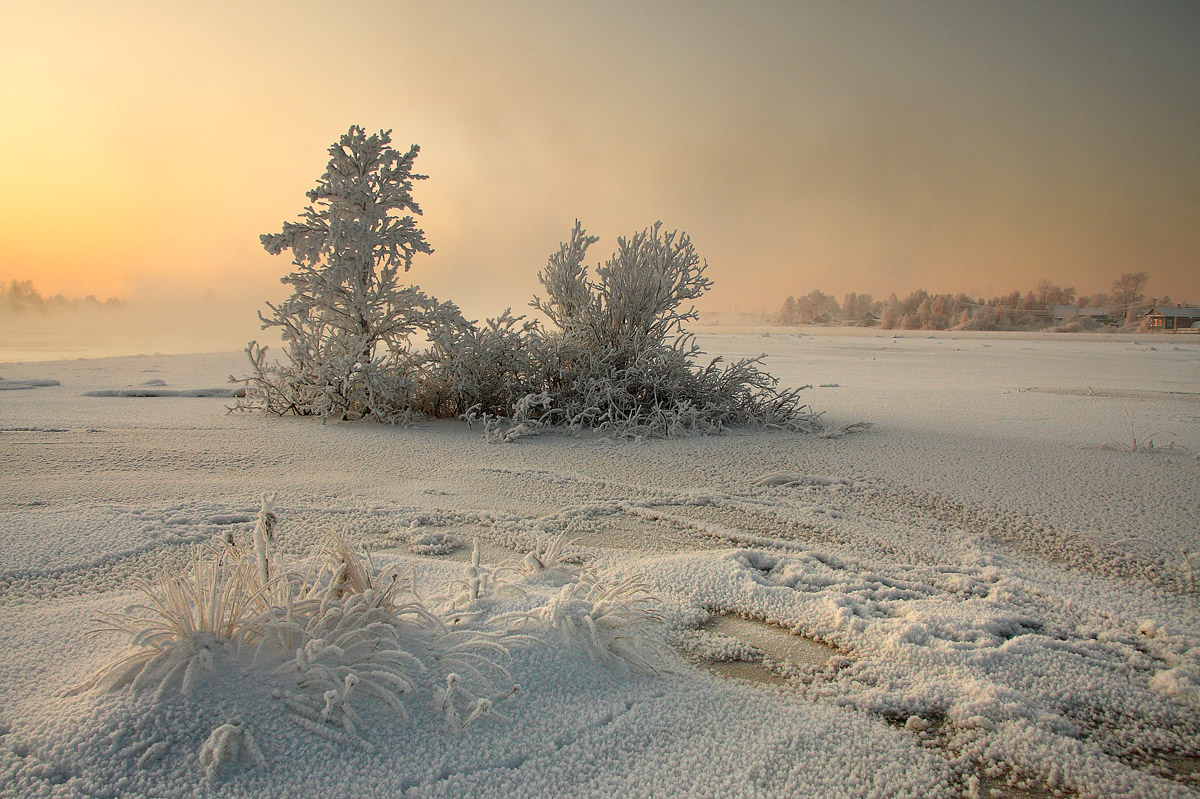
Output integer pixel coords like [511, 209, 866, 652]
[237, 126, 467, 423]
[515, 221, 822, 437]
[426, 309, 543, 419]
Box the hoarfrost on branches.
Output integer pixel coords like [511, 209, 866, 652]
[517, 221, 825, 437]
[236, 126, 826, 437]
[237, 126, 466, 423]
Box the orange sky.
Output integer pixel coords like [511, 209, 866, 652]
[2, 0, 1198, 331]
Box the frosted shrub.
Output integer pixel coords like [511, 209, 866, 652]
[519, 221, 822, 437]
[238, 127, 821, 436]
[427, 309, 543, 419]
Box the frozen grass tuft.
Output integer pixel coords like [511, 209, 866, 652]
[523, 533, 588, 581]
[69, 543, 266, 700]
[273, 588, 434, 737]
[72, 501, 673, 753]
[1082, 410, 1195, 455]
[75, 516, 516, 743]
[515, 573, 674, 675]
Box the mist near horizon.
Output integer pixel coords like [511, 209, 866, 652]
[2, 1, 1198, 358]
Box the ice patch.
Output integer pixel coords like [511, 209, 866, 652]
[0, 377, 59, 390]
[83, 387, 239, 398]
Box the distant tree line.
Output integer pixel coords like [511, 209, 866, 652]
[1, 279, 126, 314]
[775, 272, 1172, 331]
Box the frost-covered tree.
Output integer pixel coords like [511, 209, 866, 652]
[1111, 271, 1149, 323]
[239, 127, 465, 421]
[776, 296, 799, 325]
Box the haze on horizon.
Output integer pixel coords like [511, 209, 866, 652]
[2, 0, 1198, 354]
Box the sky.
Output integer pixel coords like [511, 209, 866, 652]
[2, 0, 1198, 344]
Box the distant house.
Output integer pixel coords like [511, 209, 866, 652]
[855, 311, 881, 327]
[1145, 304, 1200, 331]
[1052, 305, 1113, 324]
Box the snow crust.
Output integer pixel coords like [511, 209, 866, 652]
[1, 332, 1197, 798]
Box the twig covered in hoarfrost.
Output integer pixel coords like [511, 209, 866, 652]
[441, 542, 524, 613]
[523, 533, 588, 580]
[198, 721, 264, 780]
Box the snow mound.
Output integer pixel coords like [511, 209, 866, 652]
[408, 530, 465, 556]
[199, 722, 264, 780]
[753, 471, 853, 489]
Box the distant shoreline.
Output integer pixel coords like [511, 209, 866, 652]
[4, 325, 1196, 367]
[691, 323, 1196, 343]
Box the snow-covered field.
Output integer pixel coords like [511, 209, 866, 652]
[1, 331, 1198, 798]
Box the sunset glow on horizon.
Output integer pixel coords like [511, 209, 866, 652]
[3, 0, 1198, 329]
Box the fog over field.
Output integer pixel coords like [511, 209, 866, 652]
[0, 296, 267, 363]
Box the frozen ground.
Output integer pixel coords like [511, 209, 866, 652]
[1, 331, 1198, 798]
